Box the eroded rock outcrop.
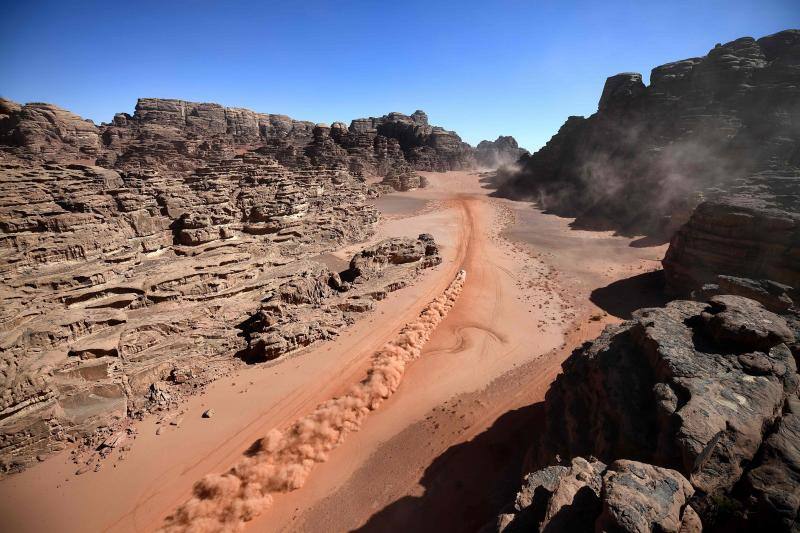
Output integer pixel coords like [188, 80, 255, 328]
[375, 168, 428, 192]
[489, 457, 700, 533]
[237, 234, 442, 362]
[0, 92, 485, 475]
[663, 171, 800, 296]
[343, 233, 440, 282]
[475, 136, 528, 169]
[506, 293, 800, 531]
[497, 29, 800, 235]
[1, 99, 478, 177]
[0, 147, 381, 474]
[0, 99, 101, 161]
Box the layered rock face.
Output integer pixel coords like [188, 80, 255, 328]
[339, 110, 476, 173]
[0, 93, 464, 474]
[474, 136, 528, 169]
[0, 98, 478, 177]
[663, 171, 800, 295]
[238, 234, 441, 361]
[497, 29, 800, 235]
[0, 149, 385, 473]
[501, 293, 800, 531]
[374, 168, 429, 192]
[0, 98, 101, 161]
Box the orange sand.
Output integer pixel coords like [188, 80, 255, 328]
[0, 171, 666, 532]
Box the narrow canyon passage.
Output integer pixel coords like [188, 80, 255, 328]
[0, 172, 663, 532]
[251, 172, 665, 532]
[3, 15, 798, 532]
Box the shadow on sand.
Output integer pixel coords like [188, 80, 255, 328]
[480, 171, 673, 246]
[351, 179, 672, 531]
[354, 402, 546, 533]
[478, 173, 501, 191]
[590, 270, 670, 319]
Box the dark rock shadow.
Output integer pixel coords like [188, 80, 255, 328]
[569, 213, 671, 241]
[480, 167, 525, 192]
[568, 214, 623, 233]
[537, 484, 600, 531]
[478, 174, 500, 191]
[485, 181, 675, 243]
[353, 402, 546, 533]
[590, 270, 670, 319]
[629, 234, 670, 247]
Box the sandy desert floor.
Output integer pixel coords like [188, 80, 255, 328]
[0, 171, 666, 532]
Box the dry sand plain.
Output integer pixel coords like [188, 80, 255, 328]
[0, 171, 666, 532]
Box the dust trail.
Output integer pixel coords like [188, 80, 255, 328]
[161, 269, 467, 532]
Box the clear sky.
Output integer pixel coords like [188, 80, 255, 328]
[2, 0, 797, 151]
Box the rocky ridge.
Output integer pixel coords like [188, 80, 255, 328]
[489, 38, 800, 527]
[496, 29, 800, 235]
[491, 290, 800, 532]
[663, 171, 800, 296]
[0, 98, 480, 177]
[0, 97, 451, 475]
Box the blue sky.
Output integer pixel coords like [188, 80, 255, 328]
[2, 0, 797, 151]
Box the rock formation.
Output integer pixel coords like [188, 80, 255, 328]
[495, 292, 800, 531]
[496, 29, 800, 235]
[475, 136, 528, 169]
[0, 99, 101, 161]
[338, 110, 475, 174]
[0, 150, 385, 473]
[0, 95, 461, 475]
[0, 98, 478, 177]
[374, 168, 429, 192]
[238, 234, 441, 362]
[489, 457, 701, 533]
[663, 171, 800, 295]
[487, 30, 800, 531]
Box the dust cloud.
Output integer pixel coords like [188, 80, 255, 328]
[161, 270, 467, 533]
[491, 110, 759, 236]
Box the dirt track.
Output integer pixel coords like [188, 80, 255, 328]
[0, 171, 665, 532]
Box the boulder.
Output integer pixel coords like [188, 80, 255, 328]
[598, 460, 699, 533]
[526, 295, 799, 529]
[344, 234, 441, 281]
[488, 458, 700, 533]
[701, 295, 794, 352]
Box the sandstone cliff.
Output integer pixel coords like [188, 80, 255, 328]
[0, 98, 101, 161]
[0, 98, 478, 176]
[0, 151, 380, 473]
[663, 171, 800, 295]
[496, 29, 800, 236]
[0, 97, 458, 475]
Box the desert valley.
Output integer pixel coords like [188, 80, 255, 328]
[1, 16, 799, 533]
